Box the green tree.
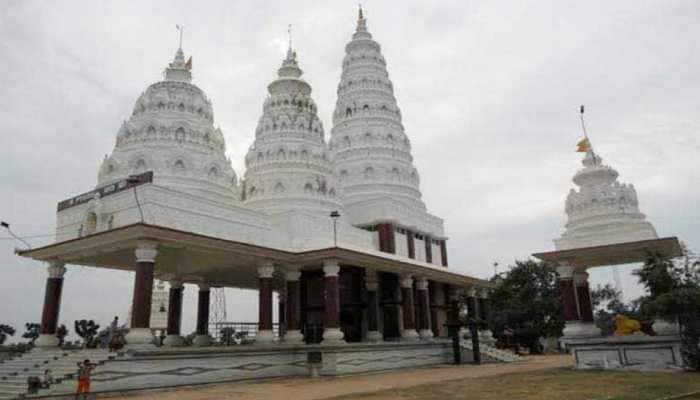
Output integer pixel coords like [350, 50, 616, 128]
[22, 323, 40, 345]
[490, 260, 564, 353]
[0, 324, 15, 345]
[591, 284, 644, 336]
[634, 250, 700, 371]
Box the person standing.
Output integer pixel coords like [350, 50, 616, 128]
[75, 359, 96, 399]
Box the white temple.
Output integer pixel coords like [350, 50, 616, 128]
[555, 147, 658, 250]
[24, 7, 486, 353]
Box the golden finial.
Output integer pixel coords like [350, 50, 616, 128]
[358, 4, 364, 21]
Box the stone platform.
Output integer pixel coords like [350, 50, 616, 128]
[567, 335, 683, 371]
[31, 340, 482, 398]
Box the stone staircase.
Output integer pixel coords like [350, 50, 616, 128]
[460, 340, 522, 363]
[0, 348, 116, 399]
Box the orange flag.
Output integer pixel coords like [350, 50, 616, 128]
[576, 138, 591, 153]
[185, 56, 192, 70]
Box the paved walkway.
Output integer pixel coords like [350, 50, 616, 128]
[105, 355, 573, 400]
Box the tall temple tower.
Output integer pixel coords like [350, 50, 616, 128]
[243, 44, 341, 215]
[330, 8, 447, 265]
[97, 45, 238, 203]
[555, 147, 658, 250]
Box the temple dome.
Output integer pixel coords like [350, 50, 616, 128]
[243, 47, 342, 215]
[555, 148, 658, 250]
[97, 46, 239, 202]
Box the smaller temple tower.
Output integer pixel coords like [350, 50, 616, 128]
[243, 40, 341, 215]
[555, 145, 658, 250]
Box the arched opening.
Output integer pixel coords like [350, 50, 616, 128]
[345, 108, 352, 117]
[173, 160, 185, 172]
[84, 212, 97, 235]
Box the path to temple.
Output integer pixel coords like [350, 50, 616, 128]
[107, 354, 572, 400]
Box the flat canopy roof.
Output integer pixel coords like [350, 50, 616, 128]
[17, 223, 489, 289]
[532, 237, 682, 268]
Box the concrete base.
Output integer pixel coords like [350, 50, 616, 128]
[367, 330, 383, 342]
[284, 330, 305, 344]
[322, 328, 345, 344]
[256, 329, 275, 344]
[38, 340, 468, 398]
[401, 329, 420, 341]
[126, 328, 156, 348]
[560, 321, 600, 349]
[35, 334, 60, 348]
[654, 319, 680, 336]
[193, 335, 212, 347]
[163, 334, 186, 347]
[567, 335, 683, 371]
[419, 329, 434, 340]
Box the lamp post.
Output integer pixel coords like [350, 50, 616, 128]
[330, 211, 340, 247]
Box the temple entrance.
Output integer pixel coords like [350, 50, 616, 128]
[339, 267, 364, 342]
[380, 273, 401, 340]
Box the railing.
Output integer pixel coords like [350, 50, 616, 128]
[210, 322, 281, 343]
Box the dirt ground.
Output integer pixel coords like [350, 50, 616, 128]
[105, 355, 574, 400]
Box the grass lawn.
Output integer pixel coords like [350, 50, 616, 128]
[330, 368, 700, 400]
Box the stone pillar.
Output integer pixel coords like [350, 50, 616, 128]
[557, 266, 579, 321]
[377, 223, 396, 254]
[574, 271, 594, 322]
[365, 271, 382, 342]
[163, 279, 185, 346]
[440, 240, 448, 267]
[428, 282, 440, 337]
[478, 288, 495, 344]
[558, 266, 597, 339]
[193, 283, 211, 347]
[424, 236, 433, 263]
[278, 289, 286, 338]
[406, 231, 415, 259]
[416, 277, 433, 339]
[400, 275, 419, 340]
[322, 259, 345, 343]
[284, 271, 304, 344]
[36, 262, 66, 347]
[257, 262, 275, 344]
[126, 241, 157, 346]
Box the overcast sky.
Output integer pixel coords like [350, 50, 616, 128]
[1, 1, 698, 341]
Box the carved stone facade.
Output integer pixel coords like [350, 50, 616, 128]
[55, 11, 448, 266]
[243, 47, 342, 215]
[555, 150, 658, 249]
[97, 47, 239, 203]
[329, 11, 445, 240]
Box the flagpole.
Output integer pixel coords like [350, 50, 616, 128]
[579, 105, 598, 165]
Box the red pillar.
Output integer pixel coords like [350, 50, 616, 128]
[377, 223, 396, 254]
[574, 271, 594, 322]
[400, 275, 419, 340]
[440, 240, 448, 267]
[365, 271, 383, 341]
[407, 231, 415, 259]
[416, 277, 433, 339]
[257, 263, 275, 343]
[163, 280, 185, 346]
[424, 236, 433, 263]
[284, 271, 303, 343]
[194, 283, 211, 346]
[126, 241, 158, 346]
[557, 266, 579, 321]
[36, 262, 66, 347]
[322, 259, 345, 343]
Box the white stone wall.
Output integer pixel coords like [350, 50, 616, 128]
[395, 231, 408, 258]
[432, 242, 442, 266]
[414, 238, 425, 262]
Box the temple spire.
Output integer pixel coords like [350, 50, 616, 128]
[164, 26, 192, 83]
[355, 4, 370, 37]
